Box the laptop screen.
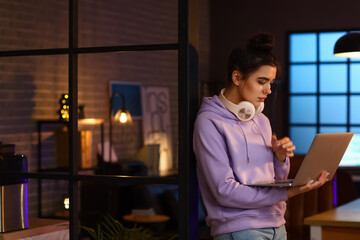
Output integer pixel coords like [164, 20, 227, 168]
[340, 133, 360, 167]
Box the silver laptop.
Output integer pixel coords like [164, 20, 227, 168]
[245, 132, 354, 187]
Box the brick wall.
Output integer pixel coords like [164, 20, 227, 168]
[0, 0, 210, 218]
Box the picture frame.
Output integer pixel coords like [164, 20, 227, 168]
[109, 81, 142, 119]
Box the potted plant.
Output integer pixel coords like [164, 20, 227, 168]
[82, 215, 177, 240]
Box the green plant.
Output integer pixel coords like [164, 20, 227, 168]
[81, 215, 177, 240]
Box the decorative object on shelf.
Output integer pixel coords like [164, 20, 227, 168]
[58, 94, 70, 121]
[334, 32, 360, 58]
[135, 144, 160, 176]
[78, 105, 85, 119]
[64, 197, 69, 210]
[141, 86, 173, 174]
[131, 208, 155, 217]
[55, 196, 70, 218]
[56, 129, 93, 169]
[109, 91, 133, 163]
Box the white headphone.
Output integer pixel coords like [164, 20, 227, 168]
[218, 88, 264, 121]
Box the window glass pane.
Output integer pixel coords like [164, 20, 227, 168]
[319, 32, 347, 62]
[319, 64, 347, 93]
[319, 126, 347, 133]
[350, 63, 360, 93]
[320, 96, 347, 124]
[290, 65, 317, 93]
[350, 127, 360, 134]
[290, 96, 317, 124]
[350, 96, 360, 124]
[290, 126, 317, 155]
[290, 33, 317, 63]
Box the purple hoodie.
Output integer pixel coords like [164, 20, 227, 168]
[193, 95, 290, 236]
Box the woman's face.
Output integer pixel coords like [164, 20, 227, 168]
[238, 65, 276, 108]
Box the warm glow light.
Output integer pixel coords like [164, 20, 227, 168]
[119, 112, 127, 123]
[78, 118, 104, 125]
[114, 109, 132, 124]
[334, 51, 360, 58]
[64, 197, 70, 210]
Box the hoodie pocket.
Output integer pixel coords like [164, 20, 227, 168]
[220, 206, 259, 221]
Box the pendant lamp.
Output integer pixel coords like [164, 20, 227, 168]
[334, 32, 360, 58]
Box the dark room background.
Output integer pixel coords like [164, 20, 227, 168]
[1, 0, 360, 238]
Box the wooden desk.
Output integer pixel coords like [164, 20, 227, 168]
[123, 214, 170, 223]
[0, 218, 69, 240]
[304, 198, 360, 240]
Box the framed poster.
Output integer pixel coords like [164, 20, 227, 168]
[109, 81, 142, 119]
[141, 86, 173, 172]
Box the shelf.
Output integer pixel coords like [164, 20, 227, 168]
[38, 167, 98, 173]
[36, 118, 104, 125]
[0, 171, 179, 184]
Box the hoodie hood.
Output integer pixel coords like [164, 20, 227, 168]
[198, 95, 268, 161]
[198, 95, 238, 121]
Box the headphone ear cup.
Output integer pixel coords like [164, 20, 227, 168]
[255, 102, 264, 115]
[218, 89, 265, 121]
[237, 101, 256, 121]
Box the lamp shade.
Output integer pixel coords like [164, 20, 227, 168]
[334, 32, 360, 58]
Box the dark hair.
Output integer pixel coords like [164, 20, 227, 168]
[226, 33, 279, 86]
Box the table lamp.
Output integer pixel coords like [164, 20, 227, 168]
[109, 92, 132, 163]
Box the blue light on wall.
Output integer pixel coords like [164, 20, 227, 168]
[290, 33, 317, 63]
[289, 31, 359, 155]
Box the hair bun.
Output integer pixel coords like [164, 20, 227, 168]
[247, 33, 274, 52]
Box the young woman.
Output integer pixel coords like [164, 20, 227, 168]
[193, 33, 329, 240]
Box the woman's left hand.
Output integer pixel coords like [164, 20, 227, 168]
[271, 134, 296, 162]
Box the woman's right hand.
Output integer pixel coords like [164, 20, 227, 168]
[287, 171, 330, 199]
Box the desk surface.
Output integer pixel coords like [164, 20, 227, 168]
[304, 198, 360, 228]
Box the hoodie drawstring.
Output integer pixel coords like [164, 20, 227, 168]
[238, 119, 269, 163]
[237, 123, 250, 163]
[252, 119, 269, 152]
